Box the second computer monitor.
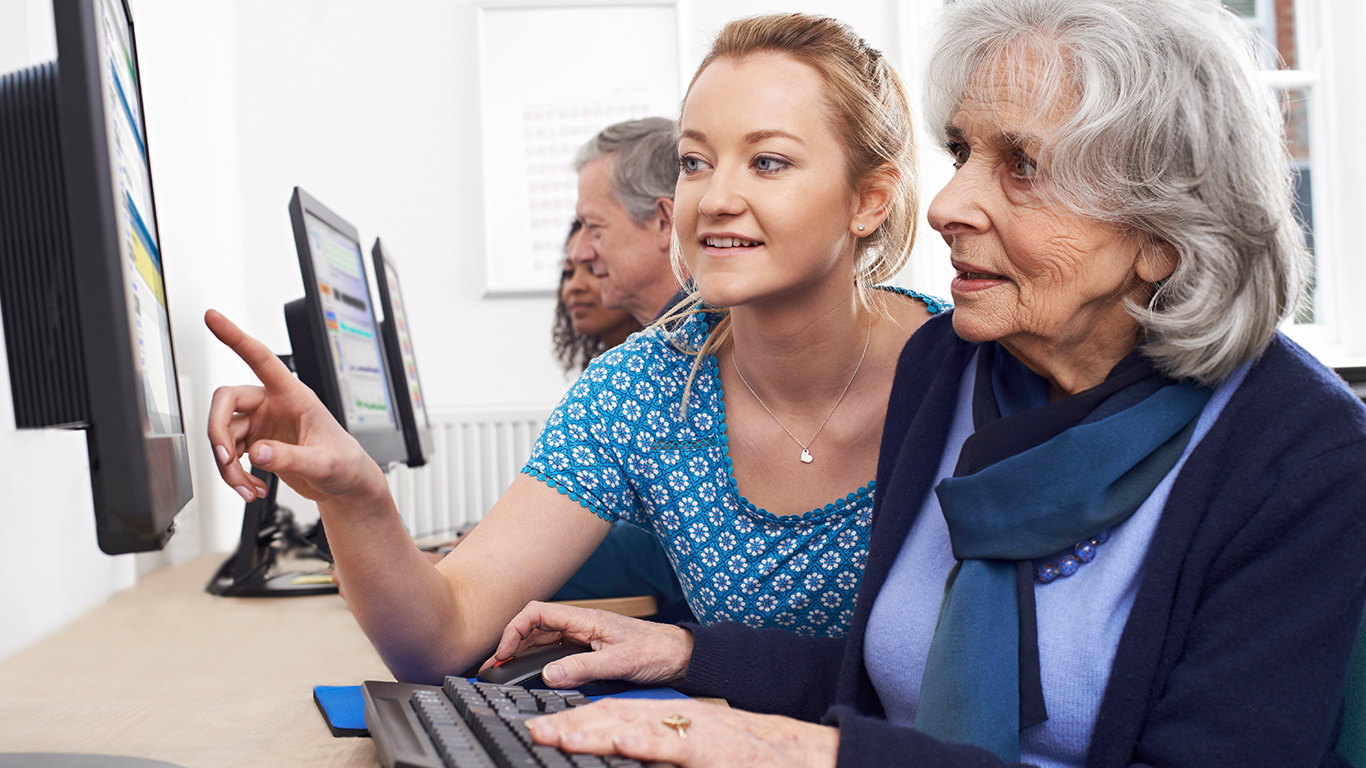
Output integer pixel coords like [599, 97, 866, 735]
[372, 239, 434, 467]
[285, 187, 407, 467]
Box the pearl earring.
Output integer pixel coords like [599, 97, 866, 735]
[857, 224, 866, 232]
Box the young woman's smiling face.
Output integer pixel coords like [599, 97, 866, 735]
[675, 53, 866, 310]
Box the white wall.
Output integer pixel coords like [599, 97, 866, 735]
[0, 0, 925, 661]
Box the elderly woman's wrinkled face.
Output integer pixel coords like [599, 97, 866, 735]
[927, 57, 1168, 389]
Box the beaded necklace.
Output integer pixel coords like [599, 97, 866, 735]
[1034, 529, 1111, 584]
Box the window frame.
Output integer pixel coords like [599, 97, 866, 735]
[1276, 0, 1366, 365]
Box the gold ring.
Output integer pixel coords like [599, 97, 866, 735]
[661, 713, 691, 739]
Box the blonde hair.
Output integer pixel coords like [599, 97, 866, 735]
[664, 13, 920, 411]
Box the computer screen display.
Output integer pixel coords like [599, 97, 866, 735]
[382, 257, 428, 427]
[301, 212, 396, 433]
[372, 239, 433, 467]
[98, 0, 181, 437]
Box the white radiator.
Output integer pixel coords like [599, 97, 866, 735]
[385, 406, 553, 540]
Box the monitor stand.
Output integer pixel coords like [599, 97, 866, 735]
[205, 466, 338, 597]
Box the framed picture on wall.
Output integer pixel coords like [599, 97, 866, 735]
[475, 0, 683, 296]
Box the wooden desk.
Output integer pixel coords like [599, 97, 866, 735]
[0, 554, 388, 767]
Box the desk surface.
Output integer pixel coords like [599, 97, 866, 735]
[0, 554, 389, 767]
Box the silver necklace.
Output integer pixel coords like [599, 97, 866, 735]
[731, 316, 872, 465]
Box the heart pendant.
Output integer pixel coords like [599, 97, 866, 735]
[800, 449, 813, 464]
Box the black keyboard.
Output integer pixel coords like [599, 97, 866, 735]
[363, 677, 647, 768]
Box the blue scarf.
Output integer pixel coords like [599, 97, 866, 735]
[915, 344, 1212, 761]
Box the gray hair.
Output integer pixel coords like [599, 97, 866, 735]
[574, 117, 679, 224]
[927, 0, 1307, 385]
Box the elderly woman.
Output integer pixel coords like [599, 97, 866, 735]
[490, 0, 1366, 766]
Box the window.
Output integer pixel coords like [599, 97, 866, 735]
[1226, 0, 1323, 325]
[1234, 0, 1366, 362]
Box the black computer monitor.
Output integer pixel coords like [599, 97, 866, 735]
[372, 238, 434, 467]
[286, 188, 408, 466]
[0, 0, 192, 555]
[207, 189, 409, 597]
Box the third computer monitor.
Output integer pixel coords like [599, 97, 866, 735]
[372, 238, 433, 467]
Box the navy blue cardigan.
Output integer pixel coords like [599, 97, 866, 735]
[679, 313, 1366, 767]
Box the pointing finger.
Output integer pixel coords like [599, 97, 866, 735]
[205, 309, 297, 390]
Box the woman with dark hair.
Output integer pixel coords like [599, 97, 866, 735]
[489, 2, 1366, 766]
[552, 220, 640, 374]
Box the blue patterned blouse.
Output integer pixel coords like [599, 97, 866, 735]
[523, 288, 950, 637]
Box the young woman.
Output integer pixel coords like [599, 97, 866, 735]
[205, 12, 946, 684]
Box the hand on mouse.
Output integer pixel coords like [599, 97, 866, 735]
[204, 309, 389, 507]
[485, 601, 693, 689]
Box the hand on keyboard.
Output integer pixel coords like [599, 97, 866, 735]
[364, 677, 656, 768]
[524, 697, 840, 768]
[487, 601, 693, 689]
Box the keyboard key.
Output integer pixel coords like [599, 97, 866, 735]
[366, 680, 665, 768]
[531, 745, 576, 768]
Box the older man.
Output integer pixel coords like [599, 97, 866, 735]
[571, 117, 681, 325]
[549, 117, 693, 624]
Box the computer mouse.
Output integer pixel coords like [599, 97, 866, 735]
[476, 642, 630, 694]
[478, 642, 593, 687]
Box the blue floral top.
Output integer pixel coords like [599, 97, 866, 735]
[523, 287, 950, 637]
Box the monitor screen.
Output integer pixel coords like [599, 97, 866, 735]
[0, 0, 192, 554]
[302, 212, 395, 433]
[98, 0, 181, 438]
[285, 187, 407, 466]
[372, 239, 433, 467]
[381, 256, 429, 427]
